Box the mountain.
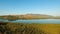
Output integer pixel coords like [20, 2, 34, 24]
[0, 14, 57, 20]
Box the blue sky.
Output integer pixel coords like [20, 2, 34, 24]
[0, 0, 60, 16]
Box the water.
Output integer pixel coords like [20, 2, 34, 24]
[0, 19, 60, 24]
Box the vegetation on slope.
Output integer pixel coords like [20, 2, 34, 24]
[0, 22, 60, 34]
[0, 22, 47, 34]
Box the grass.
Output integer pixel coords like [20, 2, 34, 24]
[0, 22, 60, 34]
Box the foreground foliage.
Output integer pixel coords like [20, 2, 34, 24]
[0, 22, 60, 34]
[0, 22, 47, 34]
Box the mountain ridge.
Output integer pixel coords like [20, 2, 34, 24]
[0, 14, 60, 20]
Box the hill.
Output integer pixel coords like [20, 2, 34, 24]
[0, 14, 53, 20]
[0, 22, 60, 34]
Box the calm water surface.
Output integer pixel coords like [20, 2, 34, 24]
[0, 19, 60, 24]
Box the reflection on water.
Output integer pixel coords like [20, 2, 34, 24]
[0, 19, 60, 23]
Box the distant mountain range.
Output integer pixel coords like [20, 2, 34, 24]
[0, 14, 60, 20]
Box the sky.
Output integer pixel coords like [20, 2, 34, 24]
[0, 0, 60, 16]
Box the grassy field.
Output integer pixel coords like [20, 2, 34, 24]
[0, 22, 60, 34]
